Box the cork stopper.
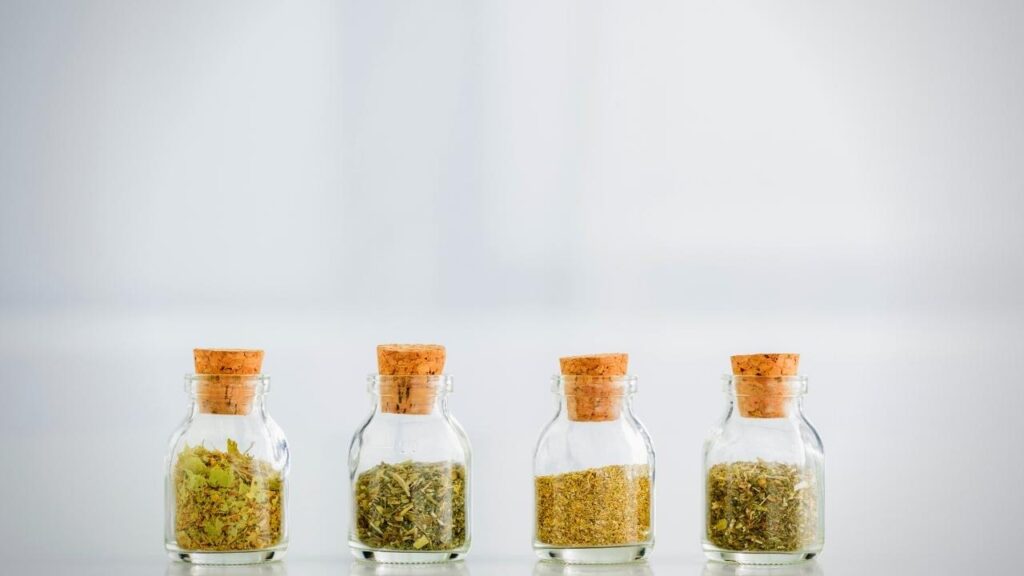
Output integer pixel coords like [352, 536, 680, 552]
[376, 344, 446, 415]
[560, 353, 628, 422]
[193, 348, 264, 415]
[730, 353, 800, 418]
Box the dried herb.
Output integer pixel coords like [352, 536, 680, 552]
[706, 460, 818, 551]
[354, 461, 467, 551]
[535, 464, 651, 547]
[174, 439, 284, 551]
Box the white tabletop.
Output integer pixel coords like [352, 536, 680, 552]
[8, 555, 979, 576]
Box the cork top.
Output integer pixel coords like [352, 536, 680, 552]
[194, 348, 264, 375]
[377, 344, 446, 375]
[559, 353, 629, 422]
[560, 353, 629, 377]
[376, 344, 446, 415]
[731, 353, 799, 377]
[730, 353, 800, 418]
[192, 348, 264, 416]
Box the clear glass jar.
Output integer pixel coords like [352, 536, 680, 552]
[165, 374, 289, 564]
[703, 375, 824, 564]
[348, 374, 472, 563]
[533, 375, 656, 564]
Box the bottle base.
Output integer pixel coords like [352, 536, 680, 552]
[534, 544, 651, 564]
[349, 546, 468, 564]
[167, 548, 287, 565]
[703, 546, 818, 565]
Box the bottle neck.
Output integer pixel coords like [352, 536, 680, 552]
[556, 375, 637, 422]
[187, 374, 269, 416]
[370, 374, 453, 416]
[726, 375, 807, 419]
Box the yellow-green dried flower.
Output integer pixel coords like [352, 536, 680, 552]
[174, 439, 284, 551]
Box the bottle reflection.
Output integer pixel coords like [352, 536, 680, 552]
[701, 561, 822, 576]
[165, 562, 288, 576]
[534, 561, 654, 576]
[349, 560, 471, 576]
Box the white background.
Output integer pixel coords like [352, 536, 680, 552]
[1, 1, 1022, 574]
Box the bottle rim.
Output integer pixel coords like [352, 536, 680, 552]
[366, 373, 455, 393]
[722, 374, 808, 396]
[551, 374, 638, 394]
[184, 373, 270, 395]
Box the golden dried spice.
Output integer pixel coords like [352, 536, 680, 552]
[706, 460, 818, 551]
[174, 439, 284, 551]
[354, 461, 467, 551]
[535, 464, 651, 547]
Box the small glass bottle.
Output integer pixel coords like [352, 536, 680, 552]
[533, 353, 655, 564]
[349, 344, 472, 563]
[165, 349, 289, 564]
[703, 354, 824, 564]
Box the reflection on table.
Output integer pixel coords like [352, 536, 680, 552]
[534, 560, 654, 576]
[701, 560, 822, 576]
[165, 561, 288, 576]
[349, 560, 471, 576]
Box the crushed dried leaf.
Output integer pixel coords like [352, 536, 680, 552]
[354, 461, 467, 551]
[174, 439, 284, 551]
[535, 464, 651, 547]
[706, 460, 818, 551]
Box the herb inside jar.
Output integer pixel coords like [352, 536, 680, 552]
[354, 461, 467, 551]
[535, 464, 651, 547]
[706, 460, 818, 551]
[174, 439, 284, 551]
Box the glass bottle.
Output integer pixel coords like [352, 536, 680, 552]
[165, 349, 289, 564]
[349, 344, 472, 563]
[533, 353, 655, 564]
[703, 354, 824, 564]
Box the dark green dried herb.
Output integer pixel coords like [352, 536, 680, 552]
[174, 439, 284, 551]
[535, 464, 651, 547]
[706, 460, 818, 551]
[354, 461, 467, 551]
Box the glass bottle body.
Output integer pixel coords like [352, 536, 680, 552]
[533, 375, 655, 564]
[165, 375, 289, 564]
[348, 375, 472, 563]
[703, 375, 824, 564]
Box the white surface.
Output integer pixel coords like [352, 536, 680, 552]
[1, 0, 1023, 572]
[2, 557, 990, 576]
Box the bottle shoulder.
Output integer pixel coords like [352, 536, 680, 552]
[166, 411, 289, 470]
[534, 415, 654, 475]
[349, 410, 471, 472]
[704, 411, 823, 465]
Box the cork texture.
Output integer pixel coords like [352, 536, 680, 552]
[560, 353, 628, 422]
[730, 353, 800, 418]
[194, 348, 264, 375]
[559, 353, 628, 377]
[377, 344, 446, 375]
[193, 348, 264, 415]
[376, 344, 446, 415]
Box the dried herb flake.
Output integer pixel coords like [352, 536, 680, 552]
[174, 439, 284, 551]
[706, 460, 818, 551]
[535, 464, 651, 547]
[354, 461, 467, 551]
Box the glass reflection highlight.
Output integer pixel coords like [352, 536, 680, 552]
[534, 560, 654, 576]
[165, 562, 288, 576]
[702, 560, 822, 576]
[349, 560, 470, 576]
